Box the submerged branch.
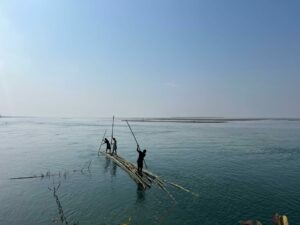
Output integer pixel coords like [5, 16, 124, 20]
[49, 181, 70, 225]
[10, 160, 93, 181]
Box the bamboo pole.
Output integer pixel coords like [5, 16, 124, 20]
[98, 129, 107, 155]
[125, 120, 148, 169]
[142, 169, 199, 197]
[125, 120, 139, 146]
[111, 116, 115, 145]
[167, 181, 199, 197]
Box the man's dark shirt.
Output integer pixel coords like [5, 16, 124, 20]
[137, 150, 146, 163]
[105, 139, 111, 149]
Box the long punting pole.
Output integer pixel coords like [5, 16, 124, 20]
[98, 129, 107, 155]
[125, 120, 148, 169]
[111, 116, 115, 145]
[125, 120, 139, 147]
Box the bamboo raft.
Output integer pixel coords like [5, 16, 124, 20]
[100, 151, 198, 200]
[98, 118, 198, 200]
[101, 151, 162, 189]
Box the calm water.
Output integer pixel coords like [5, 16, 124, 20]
[0, 118, 299, 225]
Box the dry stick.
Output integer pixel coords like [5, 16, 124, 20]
[125, 120, 148, 169]
[98, 129, 107, 155]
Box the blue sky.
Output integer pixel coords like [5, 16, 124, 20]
[0, 0, 299, 117]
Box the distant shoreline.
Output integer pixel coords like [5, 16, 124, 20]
[122, 117, 300, 123]
[1, 116, 300, 123]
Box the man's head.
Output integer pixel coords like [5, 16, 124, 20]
[143, 149, 146, 153]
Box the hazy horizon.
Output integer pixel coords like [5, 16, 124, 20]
[1, 1, 300, 118]
[1, 115, 300, 120]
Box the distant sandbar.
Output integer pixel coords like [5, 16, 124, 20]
[122, 117, 300, 123]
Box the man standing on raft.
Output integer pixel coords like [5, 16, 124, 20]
[112, 137, 117, 155]
[103, 138, 111, 153]
[136, 144, 146, 175]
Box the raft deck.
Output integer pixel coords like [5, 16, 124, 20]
[100, 151, 175, 199]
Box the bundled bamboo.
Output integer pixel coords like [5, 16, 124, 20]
[100, 151, 197, 200]
[100, 151, 151, 190]
[100, 119, 198, 200]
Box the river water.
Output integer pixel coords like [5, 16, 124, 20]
[0, 117, 299, 225]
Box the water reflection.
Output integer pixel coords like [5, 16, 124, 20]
[103, 157, 146, 202]
[111, 162, 117, 176]
[136, 184, 145, 202]
[103, 158, 118, 177]
[104, 157, 111, 172]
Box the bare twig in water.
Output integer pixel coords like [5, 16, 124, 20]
[10, 173, 59, 180]
[49, 180, 69, 225]
[87, 160, 92, 171]
[10, 160, 93, 180]
[48, 180, 79, 225]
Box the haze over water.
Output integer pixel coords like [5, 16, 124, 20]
[0, 117, 299, 225]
